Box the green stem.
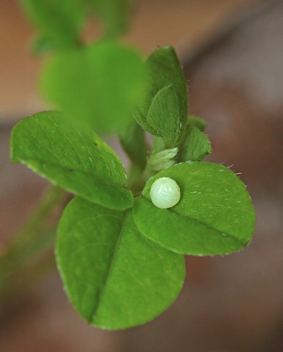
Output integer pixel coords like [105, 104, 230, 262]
[128, 167, 152, 196]
[0, 185, 67, 307]
[0, 250, 56, 310]
[2, 185, 66, 264]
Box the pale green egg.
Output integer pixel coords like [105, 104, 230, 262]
[150, 177, 181, 209]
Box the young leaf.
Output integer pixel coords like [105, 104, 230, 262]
[85, 0, 131, 38]
[20, 0, 86, 50]
[40, 40, 145, 134]
[118, 119, 147, 170]
[146, 148, 178, 174]
[134, 46, 188, 148]
[56, 197, 185, 330]
[11, 111, 133, 210]
[133, 162, 256, 255]
[178, 126, 211, 162]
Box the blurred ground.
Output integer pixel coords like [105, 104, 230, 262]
[1, 0, 283, 351]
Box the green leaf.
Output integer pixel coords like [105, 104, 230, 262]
[40, 41, 145, 134]
[133, 162, 256, 255]
[56, 197, 185, 329]
[178, 126, 211, 162]
[11, 111, 133, 210]
[20, 0, 86, 50]
[118, 119, 147, 170]
[85, 0, 131, 38]
[187, 115, 207, 131]
[134, 46, 188, 148]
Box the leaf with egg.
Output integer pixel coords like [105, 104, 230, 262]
[133, 162, 256, 255]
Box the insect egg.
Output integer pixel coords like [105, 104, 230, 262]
[150, 177, 181, 209]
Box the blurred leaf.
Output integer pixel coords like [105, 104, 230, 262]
[133, 162, 256, 255]
[134, 46, 188, 148]
[178, 126, 211, 162]
[85, 0, 131, 38]
[20, 0, 86, 49]
[56, 197, 185, 329]
[11, 111, 133, 210]
[40, 41, 145, 134]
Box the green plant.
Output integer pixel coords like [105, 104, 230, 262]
[3, 0, 255, 330]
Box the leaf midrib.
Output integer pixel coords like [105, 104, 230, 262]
[90, 210, 129, 322]
[142, 197, 248, 246]
[173, 207, 248, 246]
[16, 156, 126, 188]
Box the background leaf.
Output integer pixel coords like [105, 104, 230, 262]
[20, 0, 86, 50]
[40, 40, 145, 134]
[178, 125, 211, 162]
[56, 197, 185, 329]
[85, 0, 131, 38]
[11, 111, 133, 210]
[134, 46, 188, 148]
[133, 162, 256, 255]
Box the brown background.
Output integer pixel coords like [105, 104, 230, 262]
[1, 0, 283, 351]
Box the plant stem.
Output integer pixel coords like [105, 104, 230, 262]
[0, 249, 56, 311]
[0, 185, 67, 306]
[2, 185, 66, 265]
[128, 163, 156, 196]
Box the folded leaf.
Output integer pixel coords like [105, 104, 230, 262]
[178, 125, 211, 162]
[11, 111, 133, 210]
[134, 46, 188, 148]
[56, 197, 185, 329]
[133, 162, 256, 255]
[146, 148, 178, 174]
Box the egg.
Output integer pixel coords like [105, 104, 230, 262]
[150, 177, 181, 209]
